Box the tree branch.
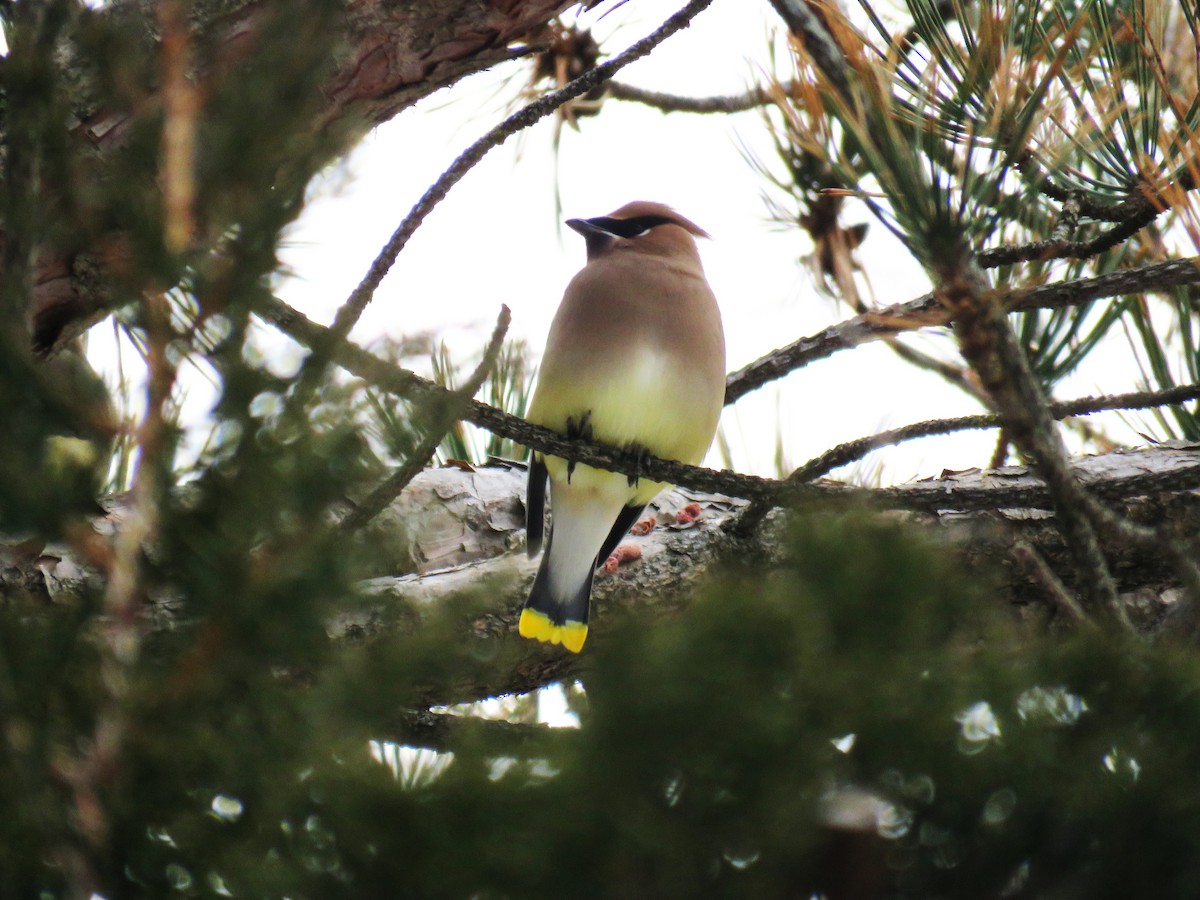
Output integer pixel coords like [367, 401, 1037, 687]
[347, 446, 1200, 704]
[767, 0, 853, 101]
[1011, 541, 1094, 628]
[792, 382, 1200, 481]
[28, 0, 585, 352]
[339, 305, 511, 532]
[606, 79, 793, 113]
[254, 294, 1200, 515]
[19, 447, 1200, 708]
[978, 200, 1163, 268]
[724, 256, 1200, 404]
[938, 262, 1126, 624]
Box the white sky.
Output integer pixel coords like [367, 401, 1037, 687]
[90, 0, 1152, 483]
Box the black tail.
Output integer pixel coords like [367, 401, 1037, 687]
[597, 503, 645, 569]
[526, 456, 548, 557]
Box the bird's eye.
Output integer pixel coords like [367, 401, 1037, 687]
[588, 215, 675, 238]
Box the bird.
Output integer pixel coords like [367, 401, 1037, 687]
[520, 201, 726, 653]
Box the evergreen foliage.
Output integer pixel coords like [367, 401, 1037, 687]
[3, 0, 1200, 897]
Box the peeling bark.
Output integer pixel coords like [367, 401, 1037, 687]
[10, 444, 1200, 704]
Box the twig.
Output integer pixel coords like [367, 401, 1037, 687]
[978, 201, 1162, 268]
[158, 0, 198, 253]
[607, 79, 792, 113]
[989, 429, 1011, 469]
[791, 382, 1200, 481]
[983, 166, 1200, 268]
[768, 0, 853, 101]
[58, 292, 177, 874]
[340, 305, 511, 532]
[289, 0, 716, 403]
[724, 256, 1200, 404]
[820, 200, 989, 406]
[1012, 540, 1094, 627]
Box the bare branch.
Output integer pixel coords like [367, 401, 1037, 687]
[1012, 541, 1094, 628]
[978, 201, 1163, 268]
[606, 80, 791, 113]
[792, 383, 1200, 482]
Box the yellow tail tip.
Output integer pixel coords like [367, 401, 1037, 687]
[519, 608, 589, 653]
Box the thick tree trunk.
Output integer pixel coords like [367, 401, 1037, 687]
[14, 443, 1200, 705]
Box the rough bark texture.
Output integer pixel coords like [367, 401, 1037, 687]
[30, 0, 579, 351]
[11, 444, 1199, 705]
[328, 0, 575, 130]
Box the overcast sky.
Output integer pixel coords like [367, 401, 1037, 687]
[89, 0, 1145, 482]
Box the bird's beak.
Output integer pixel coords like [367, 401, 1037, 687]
[566, 217, 606, 238]
[566, 217, 616, 258]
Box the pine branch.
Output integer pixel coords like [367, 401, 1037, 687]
[978, 201, 1163, 268]
[1012, 541, 1094, 628]
[938, 263, 1126, 625]
[724, 256, 1200, 404]
[22, 450, 1200, 709]
[27, 0, 586, 353]
[342, 448, 1200, 705]
[767, 0, 853, 101]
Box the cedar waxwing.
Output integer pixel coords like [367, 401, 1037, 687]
[520, 201, 726, 652]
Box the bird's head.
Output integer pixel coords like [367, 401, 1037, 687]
[566, 201, 709, 262]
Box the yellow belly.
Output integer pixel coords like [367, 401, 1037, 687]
[528, 342, 721, 498]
